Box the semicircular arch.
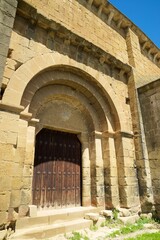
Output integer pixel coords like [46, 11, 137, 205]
[2, 52, 126, 132]
[29, 84, 101, 132]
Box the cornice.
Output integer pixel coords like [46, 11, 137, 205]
[17, 0, 160, 68]
[138, 78, 160, 94]
[77, 0, 160, 68]
[16, 0, 132, 82]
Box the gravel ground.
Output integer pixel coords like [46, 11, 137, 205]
[47, 223, 160, 240]
[48, 226, 118, 240]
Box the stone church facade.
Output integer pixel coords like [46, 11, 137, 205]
[0, 0, 160, 226]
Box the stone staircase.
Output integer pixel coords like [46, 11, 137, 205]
[11, 206, 100, 239]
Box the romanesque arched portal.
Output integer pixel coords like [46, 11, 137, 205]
[1, 52, 140, 213]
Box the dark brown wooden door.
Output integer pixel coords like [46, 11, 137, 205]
[32, 129, 82, 208]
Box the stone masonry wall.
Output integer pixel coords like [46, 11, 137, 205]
[138, 80, 160, 217]
[0, 109, 21, 225]
[135, 54, 160, 88]
[0, 0, 160, 227]
[126, 28, 160, 88]
[0, 0, 17, 92]
[126, 28, 158, 213]
[3, 12, 132, 132]
[21, 0, 129, 64]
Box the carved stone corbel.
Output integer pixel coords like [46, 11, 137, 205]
[107, 10, 115, 25]
[117, 18, 123, 29]
[153, 52, 158, 62]
[87, 0, 93, 7]
[99, 55, 106, 64]
[97, 0, 106, 16]
[119, 69, 125, 81]
[142, 41, 148, 50]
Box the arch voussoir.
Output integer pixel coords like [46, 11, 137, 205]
[2, 52, 126, 131]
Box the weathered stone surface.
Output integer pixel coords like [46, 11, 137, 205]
[0, 176, 11, 191]
[28, 205, 37, 217]
[140, 213, 152, 219]
[118, 208, 131, 217]
[100, 210, 113, 219]
[85, 213, 99, 222]
[9, 190, 21, 208]
[138, 80, 160, 217]
[0, 212, 7, 225]
[0, 192, 10, 211]
[0, 230, 7, 240]
[95, 216, 106, 227]
[0, 0, 160, 228]
[18, 205, 29, 218]
[119, 215, 139, 224]
[0, 0, 17, 88]
[8, 208, 18, 221]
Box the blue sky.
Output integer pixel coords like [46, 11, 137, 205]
[109, 0, 160, 48]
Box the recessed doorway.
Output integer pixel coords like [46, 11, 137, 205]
[32, 128, 82, 208]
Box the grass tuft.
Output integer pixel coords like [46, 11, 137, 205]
[125, 231, 160, 240]
[109, 220, 144, 238]
[100, 218, 123, 228]
[90, 224, 98, 231]
[68, 231, 89, 240]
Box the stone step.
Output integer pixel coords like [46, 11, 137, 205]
[16, 206, 99, 230]
[12, 218, 93, 239]
[119, 214, 140, 224]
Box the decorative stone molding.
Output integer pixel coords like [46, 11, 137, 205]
[102, 130, 115, 138]
[138, 78, 160, 94]
[20, 111, 32, 121]
[102, 130, 134, 139]
[77, 0, 160, 68]
[140, 41, 160, 67]
[115, 130, 134, 139]
[16, 1, 132, 81]
[0, 101, 24, 114]
[28, 118, 39, 127]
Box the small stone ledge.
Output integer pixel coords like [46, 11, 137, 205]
[20, 111, 32, 121]
[0, 101, 24, 114]
[85, 209, 142, 227]
[138, 78, 160, 93]
[100, 210, 113, 219]
[85, 213, 99, 222]
[115, 130, 134, 139]
[118, 208, 131, 217]
[119, 214, 139, 224]
[28, 205, 37, 218]
[85, 213, 106, 227]
[140, 213, 152, 219]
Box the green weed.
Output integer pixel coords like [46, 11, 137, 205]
[109, 221, 144, 238]
[68, 231, 89, 240]
[100, 218, 123, 228]
[125, 231, 160, 240]
[137, 216, 155, 224]
[90, 224, 98, 231]
[112, 208, 119, 220]
[109, 216, 157, 238]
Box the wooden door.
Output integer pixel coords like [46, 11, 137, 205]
[32, 129, 82, 208]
